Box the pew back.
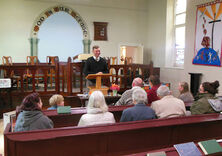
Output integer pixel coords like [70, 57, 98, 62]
[4, 113, 222, 156]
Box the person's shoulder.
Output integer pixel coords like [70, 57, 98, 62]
[123, 89, 132, 94]
[197, 95, 211, 103]
[90, 56, 94, 59]
[105, 111, 114, 117]
[145, 106, 156, 113]
[47, 106, 56, 110]
[85, 56, 93, 62]
[39, 113, 52, 122]
[100, 57, 106, 61]
[100, 57, 108, 63]
[120, 89, 132, 98]
[80, 113, 90, 121]
[123, 106, 134, 113]
[152, 99, 160, 104]
[171, 96, 184, 102]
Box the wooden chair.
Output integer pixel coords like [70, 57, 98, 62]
[73, 55, 79, 62]
[26, 56, 41, 86]
[110, 57, 117, 65]
[125, 57, 133, 65]
[2, 56, 20, 87]
[109, 57, 117, 83]
[2, 56, 12, 66]
[27, 56, 38, 65]
[26, 56, 38, 77]
[46, 56, 59, 87]
[73, 55, 81, 88]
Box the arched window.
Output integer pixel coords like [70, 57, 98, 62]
[38, 12, 83, 62]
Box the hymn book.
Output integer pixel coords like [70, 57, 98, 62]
[147, 151, 166, 156]
[198, 139, 222, 155]
[57, 106, 71, 114]
[174, 142, 201, 156]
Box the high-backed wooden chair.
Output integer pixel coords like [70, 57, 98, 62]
[73, 55, 79, 62]
[46, 56, 59, 87]
[72, 55, 81, 88]
[2, 56, 20, 87]
[109, 57, 117, 83]
[26, 56, 38, 76]
[2, 56, 12, 66]
[26, 56, 41, 86]
[124, 57, 133, 65]
[110, 57, 117, 65]
[27, 56, 38, 65]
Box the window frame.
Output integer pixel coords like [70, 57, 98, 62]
[173, 0, 186, 67]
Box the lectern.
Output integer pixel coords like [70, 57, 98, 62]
[86, 73, 111, 95]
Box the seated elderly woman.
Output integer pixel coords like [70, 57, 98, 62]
[14, 93, 54, 132]
[78, 91, 115, 126]
[47, 94, 64, 110]
[190, 80, 220, 115]
[151, 85, 186, 118]
[120, 87, 156, 122]
[178, 82, 194, 103]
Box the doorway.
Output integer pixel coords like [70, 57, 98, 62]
[119, 44, 143, 64]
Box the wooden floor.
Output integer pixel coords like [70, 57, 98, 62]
[0, 119, 4, 156]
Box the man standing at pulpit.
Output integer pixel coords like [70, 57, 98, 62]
[83, 45, 109, 86]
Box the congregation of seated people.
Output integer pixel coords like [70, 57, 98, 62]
[14, 79, 222, 132]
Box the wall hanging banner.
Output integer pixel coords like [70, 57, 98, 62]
[193, 1, 222, 67]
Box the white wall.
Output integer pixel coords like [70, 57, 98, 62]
[147, 0, 222, 96]
[0, 0, 148, 63]
[146, 0, 167, 67]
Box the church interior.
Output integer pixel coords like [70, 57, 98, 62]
[1, 0, 222, 155]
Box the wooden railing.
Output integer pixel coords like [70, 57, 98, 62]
[0, 63, 58, 94]
[0, 57, 160, 97]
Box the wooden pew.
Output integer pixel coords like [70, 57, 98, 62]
[43, 105, 130, 128]
[4, 113, 222, 156]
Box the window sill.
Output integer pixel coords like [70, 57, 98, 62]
[163, 66, 184, 70]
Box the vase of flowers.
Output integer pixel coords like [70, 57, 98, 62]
[110, 83, 120, 96]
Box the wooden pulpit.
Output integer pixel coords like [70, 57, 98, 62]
[86, 73, 111, 95]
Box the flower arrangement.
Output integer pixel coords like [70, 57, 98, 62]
[110, 83, 120, 91]
[110, 84, 120, 96]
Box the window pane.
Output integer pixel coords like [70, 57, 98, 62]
[175, 26, 185, 48]
[175, 48, 184, 66]
[176, 13, 186, 25]
[176, 0, 186, 14]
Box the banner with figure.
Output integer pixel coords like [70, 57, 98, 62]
[193, 1, 222, 67]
